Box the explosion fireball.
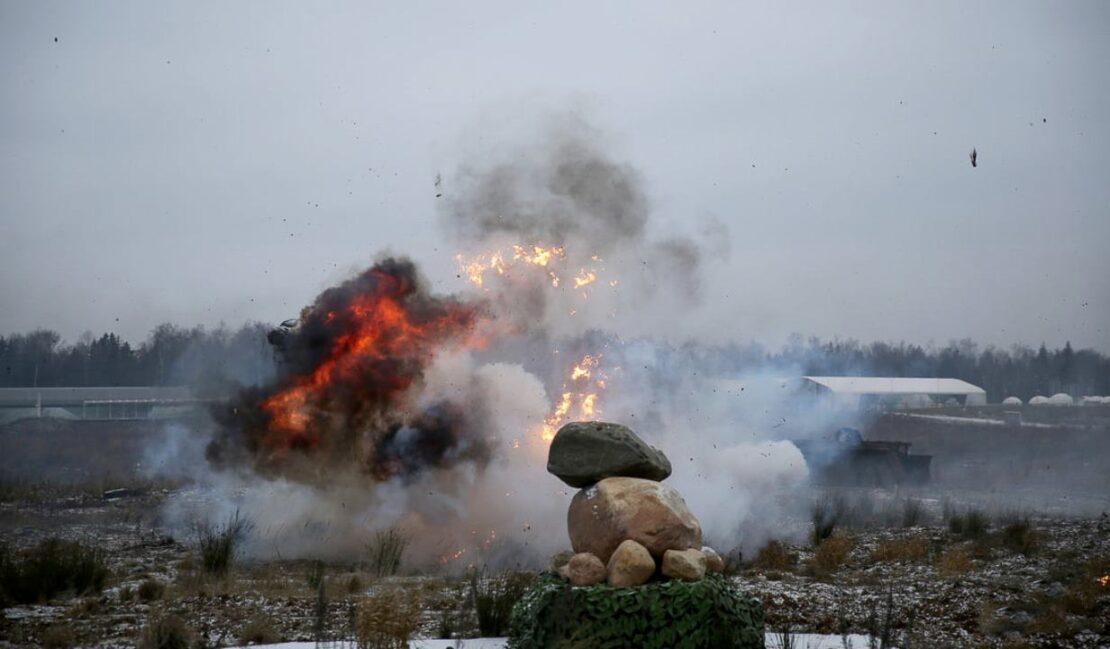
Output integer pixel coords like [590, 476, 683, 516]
[207, 258, 493, 481]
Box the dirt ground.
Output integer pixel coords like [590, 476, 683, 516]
[1, 482, 1107, 648]
[1, 419, 1108, 648]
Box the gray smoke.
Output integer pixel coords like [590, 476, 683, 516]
[445, 122, 649, 251]
[444, 119, 719, 339]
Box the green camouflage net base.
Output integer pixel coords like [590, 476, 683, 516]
[507, 572, 765, 649]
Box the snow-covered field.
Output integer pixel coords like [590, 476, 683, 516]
[230, 634, 882, 649]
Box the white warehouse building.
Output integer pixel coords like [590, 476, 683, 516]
[799, 376, 988, 409]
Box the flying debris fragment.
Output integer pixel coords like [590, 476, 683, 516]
[969, 148, 978, 168]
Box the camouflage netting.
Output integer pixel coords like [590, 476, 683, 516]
[507, 572, 765, 649]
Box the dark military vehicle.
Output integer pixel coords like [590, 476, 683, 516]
[793, 427, 931, 487]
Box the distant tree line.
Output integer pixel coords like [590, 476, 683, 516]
[1, 324, 1107, 402]
[683, 336, 1110, 402]
[0, 323, 276, 393]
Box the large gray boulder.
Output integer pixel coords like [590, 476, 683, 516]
[547, 421, 672, 488]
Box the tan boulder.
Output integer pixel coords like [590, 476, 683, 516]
[662, 548, 707, 581]
[701, 546, 725, 573]
[566, 552, 606, 586]
[567, 477, 702, 564]
[606, 539, 655, 588]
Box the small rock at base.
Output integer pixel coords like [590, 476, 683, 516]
[567, 552, 607, 586]
[607, 539, 655, 588]
[701, 546, 725, 573]
[550, 550, 574, 572]
[662, 548, 707, 581]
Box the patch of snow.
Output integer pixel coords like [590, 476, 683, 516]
[768, 635, 883, 649]
[894, 413, 1059, 429]
[898, 413, 1003, 426]
[229, 634, 883, 649]
[2, 605, 66, 620]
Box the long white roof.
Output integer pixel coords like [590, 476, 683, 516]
[0, 386, 196, 407]
[802, 376, 985, 396]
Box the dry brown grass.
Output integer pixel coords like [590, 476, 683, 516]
[870, 537, 929, 563]
[1025, 606, 1071, 636]
[1059, 560, 1108, 617]
[1000, 518, 1039, 555]
[811, 535, 853, 576]
[40, 623, 77, 649]
[977, 599, 1010, 636]
[137, 614, 193, 649]
[355, 587, 422, 649]
[238, 612, 281, 645]
[936, 545, 973, 576]
[137, 578, 164, 602]
[751, 540, 797, 571]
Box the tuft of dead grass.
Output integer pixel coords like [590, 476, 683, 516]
[811, 495, 846, 544]
[936, 545, 973, 576]
[1000, 518, 1038, 556]
[137, 614, 193, 649]
[0, 538, 109, 605]
[40, 622, 77, 649]
[137, 578, 164, 602]
[870, 537, 929, 563]
[810, 535, 853, 577]
[366, 527, 408, 578]
[239, 612, 281, 645]
[470, 570, 535, 637]
[355, 587, 422, 649]
[751, 540, 797, 572]
[1059, 557, 1109, 617]
[196, 510, 252, 577]
[900, 497, 926, 528]
[346, 574, 363, 594]
[948, 509, 989, 540]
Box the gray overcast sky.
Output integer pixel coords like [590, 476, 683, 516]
[2, 1, 1108, 351]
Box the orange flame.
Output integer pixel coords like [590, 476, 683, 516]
[1099, 574, 1110, 587]
[579, 393, 597, 418]
[259, 268, 479, 453]
[540, 391, 574, 442]
[539, 354, 607, 442]
[453, 243, 619, 444]
[512, 244, 563, 266]
[570, 354, 598, 380]
[455, 245, 567, 288]
[438, 529, 500, 565]
[573, 269, 597, 288]
[454, 243, 612, 298]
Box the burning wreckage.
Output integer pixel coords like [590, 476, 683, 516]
[207, 257, 495, 483]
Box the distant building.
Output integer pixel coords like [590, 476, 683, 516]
[799, 376, 987, 409]
[0, 386, 203, 425]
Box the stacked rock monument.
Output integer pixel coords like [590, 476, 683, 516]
[546, 421, 726, 587]
[506, 420, 765, 648]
